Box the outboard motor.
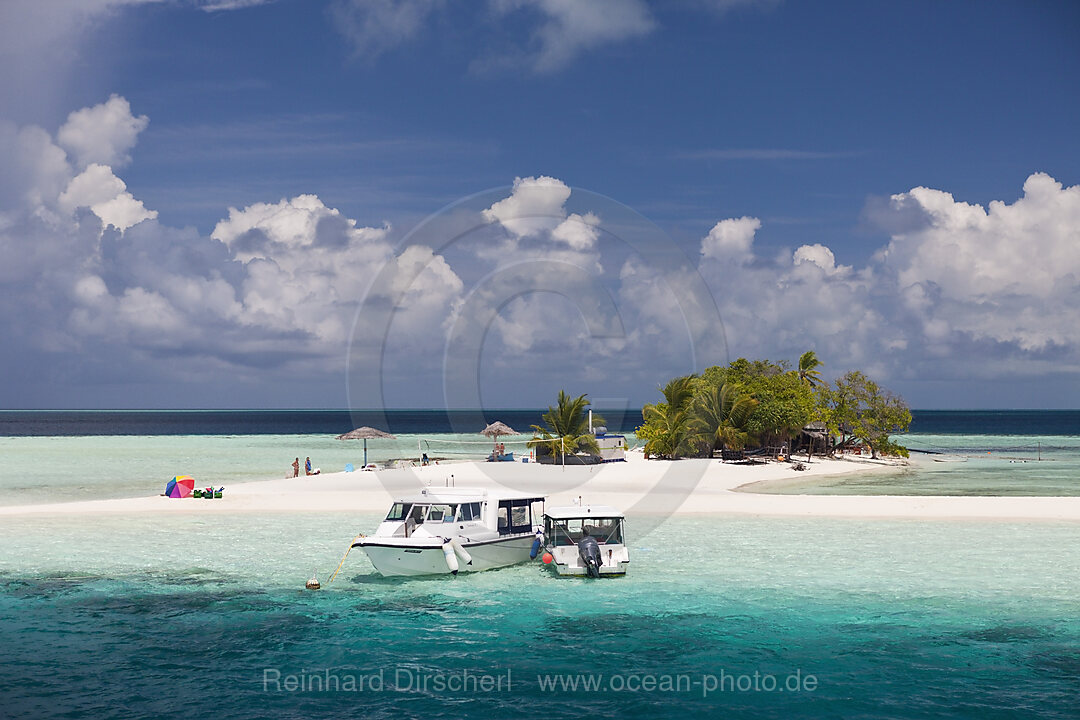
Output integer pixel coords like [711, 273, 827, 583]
[577, 535, 602, 578]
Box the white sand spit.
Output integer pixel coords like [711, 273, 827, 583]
[3, 451, 1079, 522]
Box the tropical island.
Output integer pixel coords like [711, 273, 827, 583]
[5, 355, 1080, 523]
[526, 352, 913, 466]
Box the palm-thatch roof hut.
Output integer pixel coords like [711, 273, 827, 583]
[481, 421, 517, 452]
[337, 426, 396, 467]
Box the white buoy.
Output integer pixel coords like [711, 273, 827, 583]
[442, 541, 459, 575]
[450, 537, 473, 566]
[306, 570, 321, 590]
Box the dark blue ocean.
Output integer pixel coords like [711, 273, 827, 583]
[908, 410, 1080, 437]
[2, 409, 1078, 437]
[0, 409, 641, 437]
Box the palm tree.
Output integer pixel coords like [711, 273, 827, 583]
[640, 375, 697, 459]
[798, 350, 824, 387]
[692, 382, 759, 454]
[528, 390, 601, 461]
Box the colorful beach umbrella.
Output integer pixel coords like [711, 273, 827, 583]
[165, 475, 195, 498]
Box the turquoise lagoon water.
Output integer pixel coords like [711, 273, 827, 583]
[0, 432, 542, 506]
[755, 433, 1080, 497]
[1, 512, 1077, 719]
[4, 429, 1080, 507]
[2, 412, 1078, 718]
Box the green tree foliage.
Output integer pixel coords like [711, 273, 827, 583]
[528, 390, 601, 460]
[824, 371, 912, 458]
[641, 355, 818, 459]
[701, 357, 788, 389]
[637, 375, 698, 459]
[798, 350, 824, 387]
[691, 382, 759, 452]
[716, 358, 815, 452]
[641, 353, 910, 461]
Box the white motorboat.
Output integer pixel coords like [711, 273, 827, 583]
[541, 505, 629, 577]
[352, 487, 545, 577]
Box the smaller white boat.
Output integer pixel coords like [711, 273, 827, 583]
[541, 505, 629, 577]
[931, 455, 968, 463]
[352, 487, 545, 577]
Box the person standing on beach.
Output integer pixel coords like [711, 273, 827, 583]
[305, 457, 312, 476]
[292, 457, 299, 478]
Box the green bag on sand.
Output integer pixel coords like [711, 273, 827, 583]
[192, 489, 203, 498]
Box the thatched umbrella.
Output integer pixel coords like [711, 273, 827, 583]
[337, 426, 396, 467]
[481, 421, 517, 453]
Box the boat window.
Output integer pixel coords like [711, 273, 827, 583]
[510, 503, 530, 532]
[498, 499, 532, 534]
[545, 517, 623, 545]
[458, 502, 482, 522]
[547, 519, 582, 546]
[408, 505, 428, 525]
[385, 503, 410, 521]
[425, 504, 456, 523]
[586, 518, 623, 544]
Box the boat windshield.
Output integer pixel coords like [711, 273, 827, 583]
[385, 503, 411, 521]
[425, 504, 457, 523]
[458, 502, 482, 522]
[546, 517, 623, 546]
[407, 505, 427, 525]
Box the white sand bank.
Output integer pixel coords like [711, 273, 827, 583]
[3, 450, 1079, 522]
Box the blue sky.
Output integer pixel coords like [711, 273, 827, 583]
[1, 0, 1078, 409]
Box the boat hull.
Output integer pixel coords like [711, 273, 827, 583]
[356, 535, 536, 577]
[551, 563, 627, 577]
[545, 544, 629, 577]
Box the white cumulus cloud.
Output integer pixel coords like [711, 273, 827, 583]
[57, 94, 149, 169]
[0, 96, 465, 401]
[792, 243, 850, 276]
[5, 94, 1079, 407]
[482, 175, 573, 239]
[58, 163, 156, 231]
[876, 172, 1080, 352]
[700, 216, 760, 263]
[697, 172, 1080, 387]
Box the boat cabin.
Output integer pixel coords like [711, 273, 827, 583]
[377, 488, 543, 539]
[353, 487, 548, 577]
[544, 512, 625, 547]
[542, 504, 629, 577]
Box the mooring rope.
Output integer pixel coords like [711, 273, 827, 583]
[328, 534, 363, 583]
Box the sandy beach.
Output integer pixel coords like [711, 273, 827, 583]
[4, 450, 1079, 521]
